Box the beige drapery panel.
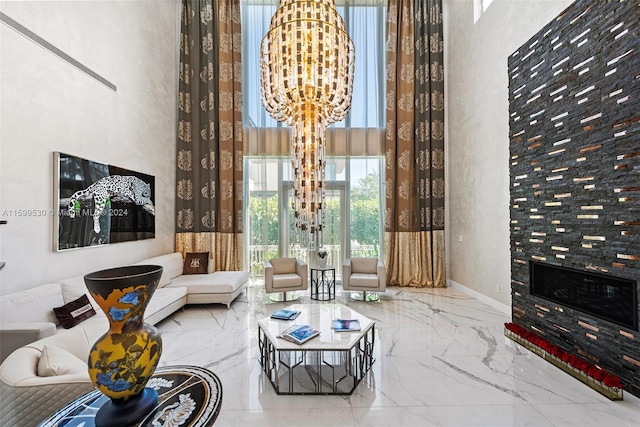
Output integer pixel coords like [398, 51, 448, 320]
[385, 0, 445, 287]
[176, 0, 244, 271]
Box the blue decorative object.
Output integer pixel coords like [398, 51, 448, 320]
[119, 291, 140, 306]
[108, 306, 130, 322]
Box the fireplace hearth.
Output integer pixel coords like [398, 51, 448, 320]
[530, 262, 638, 331]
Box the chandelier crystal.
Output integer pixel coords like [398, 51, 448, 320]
[260, 0, 355, 249]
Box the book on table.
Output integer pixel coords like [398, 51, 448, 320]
[270, 309, 301, 320]
[278, 324, 320, 344]
[331, 319, 361, 332]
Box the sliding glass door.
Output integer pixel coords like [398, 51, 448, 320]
[284, 182, 347, 277]
[245, 156, 384, 280]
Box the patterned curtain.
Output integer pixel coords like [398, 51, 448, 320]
[384, 0, 445, 287]
[176, 0, 244, 271]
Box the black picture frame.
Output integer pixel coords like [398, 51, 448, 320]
[54, 152, 155, 251]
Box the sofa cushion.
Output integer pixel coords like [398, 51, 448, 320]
[183, 252, 209, 275]
[135, 253, 183, 287]
[170, 271, 249, 294]
[145, 287, 188, 318]
[351, 258, 378, 274]
[58, 276, 101, 310]
[25, 326, 104, 362]
[349, 273, 380, 288]
[37, 345, 87, 377]
[0, 283, 64, 325]
[53, 295, 97, 329]
[270, 258, 296, 275]
[272, 274, 302, 289]
[63, 312, 107, 332]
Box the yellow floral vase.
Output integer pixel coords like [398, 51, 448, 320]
[84, 265, 163, 426]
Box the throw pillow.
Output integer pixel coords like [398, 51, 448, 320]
[183, 252, 209, 275]
[53, 294, 97, 329]
[38, 345, 87, 377]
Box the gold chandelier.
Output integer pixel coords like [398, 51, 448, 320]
[260, 0, 355, 249]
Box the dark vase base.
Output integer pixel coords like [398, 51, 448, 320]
[95, 388, 159, 427]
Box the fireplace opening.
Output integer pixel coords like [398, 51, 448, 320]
[530, 261, 638, 331]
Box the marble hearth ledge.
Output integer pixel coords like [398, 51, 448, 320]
[505, 323, 623, 401]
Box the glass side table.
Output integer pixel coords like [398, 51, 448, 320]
[310, 266, 336, 301]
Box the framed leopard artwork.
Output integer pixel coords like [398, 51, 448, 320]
[54, 152, 155, 251]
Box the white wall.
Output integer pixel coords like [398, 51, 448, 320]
[444, 0, 573, 306]
[0, 0, 178, 294]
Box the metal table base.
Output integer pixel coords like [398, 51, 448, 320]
[258, 323, 375, 395]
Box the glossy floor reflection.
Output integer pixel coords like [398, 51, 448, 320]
[156, 282, 640, 426]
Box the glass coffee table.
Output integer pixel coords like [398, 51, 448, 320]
[258, 303, 375, 395]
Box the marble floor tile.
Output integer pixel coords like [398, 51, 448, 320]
[532, 402, 640, 426]
[155, 281, 640, 426]
[214, 407, 357, 427]
[351, 405, 556, 427]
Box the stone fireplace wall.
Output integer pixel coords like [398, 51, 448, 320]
[508, 0, 640, 397]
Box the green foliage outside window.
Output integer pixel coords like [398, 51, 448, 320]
[248, 195, 279, 246]
[350, 171, 380, 247]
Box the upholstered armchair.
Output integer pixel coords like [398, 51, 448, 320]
[264, 258, 308, 301]
[342, 258, 386, 301]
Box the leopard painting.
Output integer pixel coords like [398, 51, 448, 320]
[68, 175, 155, 234]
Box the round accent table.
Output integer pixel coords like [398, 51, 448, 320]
[39, 365, 222, 427]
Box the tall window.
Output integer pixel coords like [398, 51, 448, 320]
[242, 0, 386, 278]
[474, 0, 495, 23]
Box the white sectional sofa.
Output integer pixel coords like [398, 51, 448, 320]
[0, 276, 188, 363]
[0, 252, 249, 426]
[0, 326, 106, 427]
[138, 253, 249, 308]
